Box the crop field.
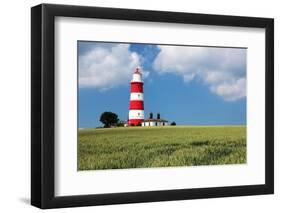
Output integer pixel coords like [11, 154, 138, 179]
[78, 126, 246, 170]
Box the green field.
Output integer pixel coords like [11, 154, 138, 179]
[78, 126, 246, 170]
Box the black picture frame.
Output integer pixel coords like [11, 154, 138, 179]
[31, 3, 274, 209]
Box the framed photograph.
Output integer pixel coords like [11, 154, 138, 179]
[31, 4, 274, 209]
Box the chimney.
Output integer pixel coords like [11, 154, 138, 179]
[149, 112, 153, 119]
[157, 113, 160, 119]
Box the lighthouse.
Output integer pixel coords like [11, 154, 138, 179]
[128, 67, 144, 126]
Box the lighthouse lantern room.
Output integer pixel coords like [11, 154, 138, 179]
[128, 67, 144, 126]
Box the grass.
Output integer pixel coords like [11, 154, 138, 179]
[78, 126, 246, 170]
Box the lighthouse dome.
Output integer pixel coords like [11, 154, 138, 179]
[131, 67, 143, 83]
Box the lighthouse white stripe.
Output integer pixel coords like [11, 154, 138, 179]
[130, 92, 144, 101]
[129, 110, 144, 119]
[131, 73, 143, 83]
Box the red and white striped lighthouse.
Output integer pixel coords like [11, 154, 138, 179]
[128, 67, 144, 126]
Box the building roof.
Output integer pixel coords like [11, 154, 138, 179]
[142, 119, 168, 122]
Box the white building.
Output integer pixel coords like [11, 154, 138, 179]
[141, 113, 169, 127]
[141, 119, 169, 127]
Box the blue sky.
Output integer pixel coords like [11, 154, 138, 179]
[78, 41, 246, 128]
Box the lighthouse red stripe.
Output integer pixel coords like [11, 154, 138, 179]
[129, 100, 144, 110]
[128, 119, 144, 126]
[130, 82, 143, 93]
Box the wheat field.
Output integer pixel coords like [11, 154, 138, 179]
[78, 126, 246, 170]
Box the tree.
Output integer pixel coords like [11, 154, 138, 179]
[171, 121, 176, 126]
[100, 112, 119, 128]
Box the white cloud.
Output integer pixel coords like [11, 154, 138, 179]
[210, 78, 246, 101]
[79, 44, 148, 89]
[153, 46, 246, 101]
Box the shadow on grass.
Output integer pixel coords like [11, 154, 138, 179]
[190, 140, 210, 146]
